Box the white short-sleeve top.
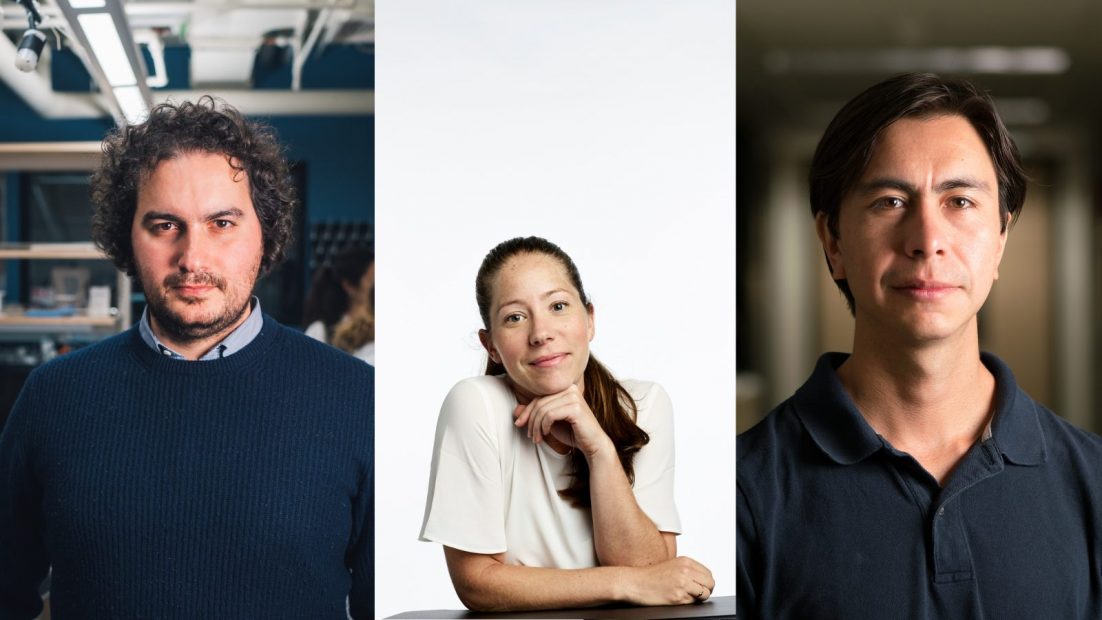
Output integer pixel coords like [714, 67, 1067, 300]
[419, 375, 681, 568]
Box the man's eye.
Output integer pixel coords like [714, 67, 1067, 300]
[551, 301, 568, 312]
[151, 222, 176, 232]
[213, 219, 234, 229]
[876, 197, 905, 209]
[949, 197, 974, 209]
[504, 314, 523, 324]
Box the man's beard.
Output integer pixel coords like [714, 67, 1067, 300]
[144, 271, 253, 343]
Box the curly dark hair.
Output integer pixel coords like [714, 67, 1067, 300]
[91, 96, 297, 277]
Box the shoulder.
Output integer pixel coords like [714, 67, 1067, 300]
[619, 379, 672, 429]
[441, 375, 514, 413]
[737, 396, 805, 483]
[620, 379, 667, 405]
[23, 328, 138, 389]
[987, 353, 1102, 467]
[1034, 402, 1102, 464]
[433, 376, 515, 445]
[268, 316, 373, 379]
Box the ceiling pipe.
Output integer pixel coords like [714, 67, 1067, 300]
[0, 0, 360, 23]
[292, 6, 330, 91]
[0, 0, 373, 119]
[132, 29, 168, 88]
[153, 89, 373, 115]
[0, 29, 107, 118]
[0, 33, 371, 120]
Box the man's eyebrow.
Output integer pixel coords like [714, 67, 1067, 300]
[934, 177, 993, 193]
[140, 211, 183, 225]
[140, 208, 245, 225]
[855, 177, 918, 195]
[205, 208, 245, 221]
[855, 176, 994, 195]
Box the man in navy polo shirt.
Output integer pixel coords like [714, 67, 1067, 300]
[737, 73, 1102, 619]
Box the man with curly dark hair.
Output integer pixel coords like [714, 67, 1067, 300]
[0, 98, 374, 618]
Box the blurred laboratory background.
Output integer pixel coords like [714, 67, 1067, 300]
[0, 0, 373, 420]
[737, 0, 1101, 434]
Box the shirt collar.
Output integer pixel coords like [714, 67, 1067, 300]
[982, 352, 1047, 465]
[794, 352, 1046, 467]
[138, 296, 263, 361]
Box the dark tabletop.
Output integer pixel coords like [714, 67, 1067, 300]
[387, 595, 735, 619]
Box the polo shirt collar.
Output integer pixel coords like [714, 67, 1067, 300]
[982, 352, 1047, 466]
[794, 352, 1047, 467]
[793, 353, 882, 465]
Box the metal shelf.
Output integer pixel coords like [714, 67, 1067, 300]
[0, 314, 118, 328]
[0, 242, 106, 260]
[0, 242, 132, 333]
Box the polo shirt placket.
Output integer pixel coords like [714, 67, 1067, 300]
[883, 440, 1000, 575]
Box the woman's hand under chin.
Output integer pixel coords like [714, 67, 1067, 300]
[512, 384, 614, 460]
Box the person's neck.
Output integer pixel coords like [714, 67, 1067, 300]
[837, 319, 995, 485]
[150, 304, 253, 361]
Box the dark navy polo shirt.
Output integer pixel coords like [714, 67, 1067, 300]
[737, 353, 1102, 620]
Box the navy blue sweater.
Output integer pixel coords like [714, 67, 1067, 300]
[0, 315, 374, 619]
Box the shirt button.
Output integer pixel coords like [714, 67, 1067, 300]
[162, 348, 173, 356]
[937, 507, 945, 517]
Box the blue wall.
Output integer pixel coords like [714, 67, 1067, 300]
[0, 43, 373, 224]
[265, 115, 373, 223]
[0, 39, 372, 333]
[0, 44, 373, 307]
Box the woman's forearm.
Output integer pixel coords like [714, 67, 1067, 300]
[443, 547, 712, 612]
[445, 548, 624, 611]
[587, 441, 671, 566]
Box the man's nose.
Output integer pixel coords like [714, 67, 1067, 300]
[176, 231, 211, 272]
[903, 199, 947, 259]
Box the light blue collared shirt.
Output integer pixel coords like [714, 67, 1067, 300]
[138, 297, 264, 361]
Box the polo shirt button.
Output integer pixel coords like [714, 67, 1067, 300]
[937, 507, 945, 517]
[162, 349, 173, 356]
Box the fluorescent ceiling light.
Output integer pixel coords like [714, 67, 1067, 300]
[765, 47, 1070, 75]
[77, 13, 137, 86]
[114, 85, 149, 124]
[69, 0, 106, 8]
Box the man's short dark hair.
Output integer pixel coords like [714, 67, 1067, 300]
[91, 96, 297, 277]
[808, 72, 1027, 312]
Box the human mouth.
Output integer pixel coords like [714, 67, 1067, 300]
[892, 279, 959, 300]
[529, 353, 568, 368]
[174, 285, 215, 297]
[165, 273, 224, 298]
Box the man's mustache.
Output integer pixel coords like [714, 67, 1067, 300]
[164, 272, 226, 290]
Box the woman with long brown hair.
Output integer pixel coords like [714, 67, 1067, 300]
[420, 236, 713, 611]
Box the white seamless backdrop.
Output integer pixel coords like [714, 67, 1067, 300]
[375, 2, 736, 616]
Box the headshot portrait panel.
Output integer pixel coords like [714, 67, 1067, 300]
[375, 0, 735, 615]
[737, 2, 1102, 618]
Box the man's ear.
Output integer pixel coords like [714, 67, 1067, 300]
[815, 212, 846, 280]
[478, 329, 499, 363]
